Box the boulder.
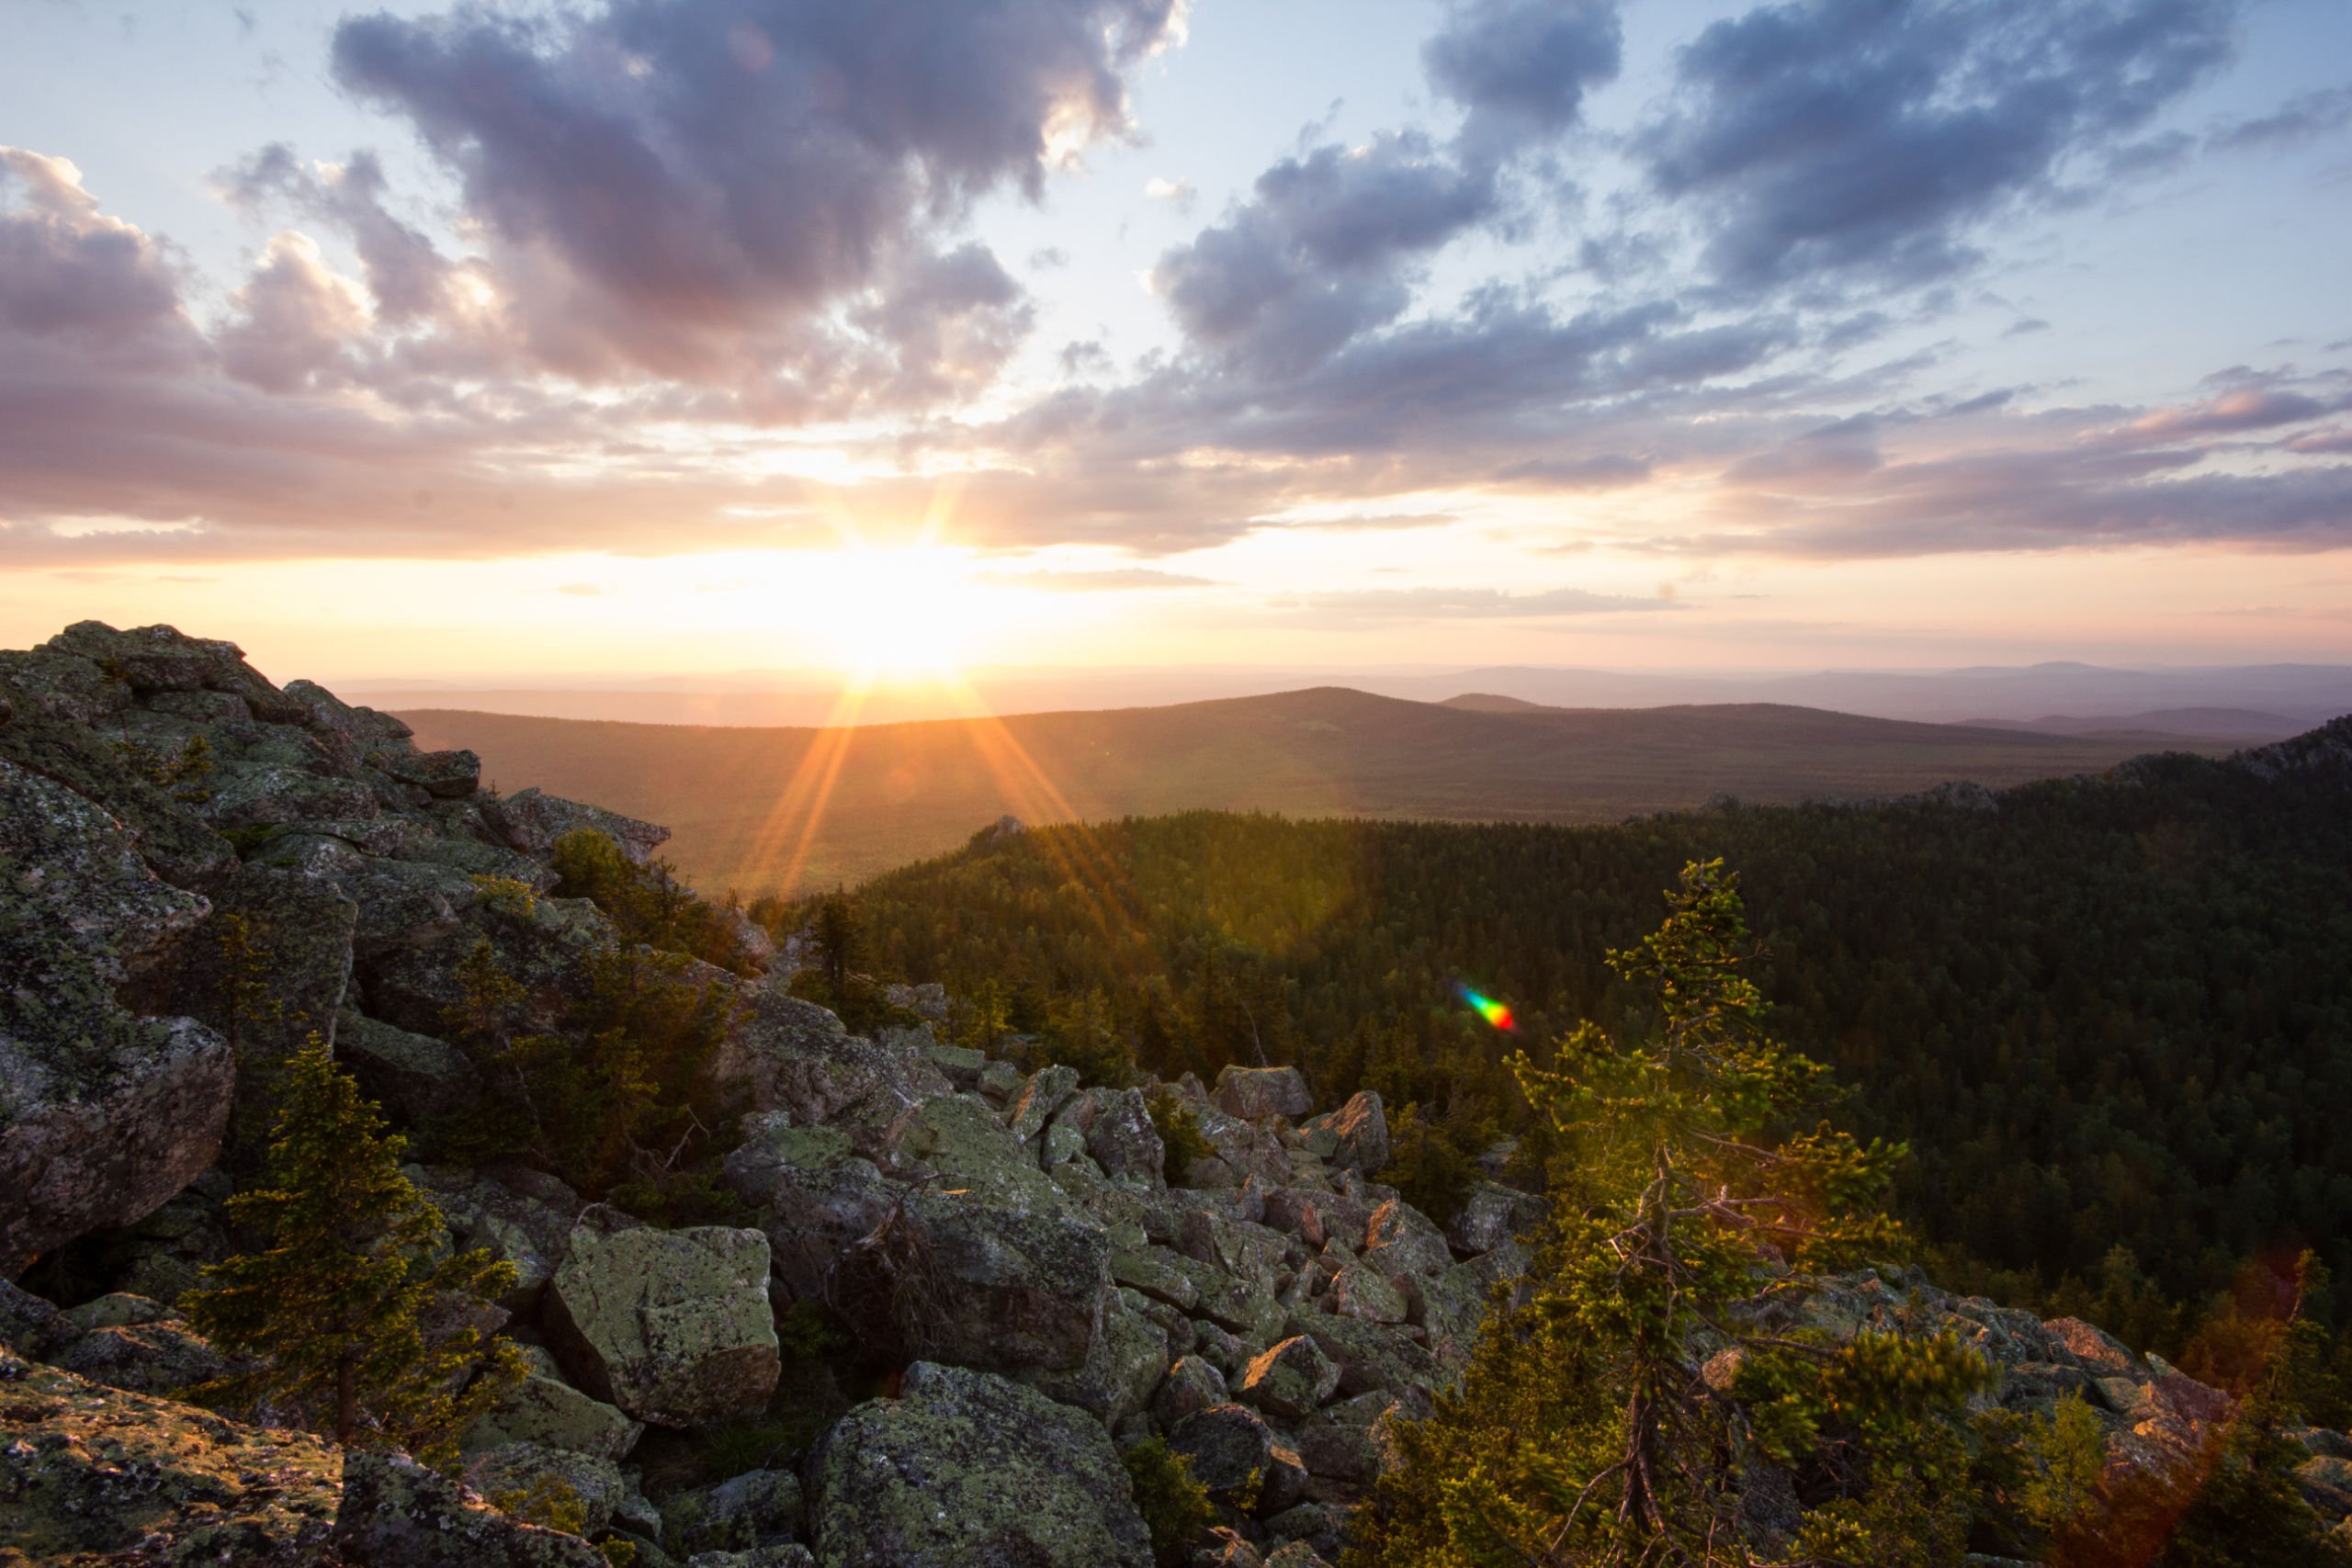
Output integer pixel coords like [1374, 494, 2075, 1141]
[722, 1117, 898, 1301]
[1049, 1087, 1167, 1189]
[1017, 1292, 1170, 1425]
[683, 1549, 814, 1568]
[1314, 1090, 1390, 1173]
[0, 1277, 83, 1359]
[1214, 1066, 1313, 1122]
[418, 1167, 583, 1316]
[467, 1442, 628, 1538]
[1169, 1402, 1308, 1512]
[373, 747, 481, 799]
[469, 1371, 644, 1462]
[545, 1216, 781, 1428]
[708, 992, 948, 1137]
[179, 863, 357, 1068]
[1328, 1259, 1409, 1325]
[0, 758, 235, 1272]
[334, 1449, 607, 1566]
[808, 1360, 1152, 1568]
[1285, 1314, 1440, 1417]
[1363, 1199, 1455, 1279]
[491, 787, 672, 868]
[1445, 1181, 1544, 1255]
[54, 1317, 226, 1394]
[1008, 1064, 1081, 1143]
[1156, 1354, 1232, 1428]
[341, 1010, 484, 1127]
[1238, 1335, 1342, 1420]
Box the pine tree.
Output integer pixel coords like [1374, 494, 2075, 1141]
[184, 1034, 526, 1469]
[1354, 861, 1988, 1566]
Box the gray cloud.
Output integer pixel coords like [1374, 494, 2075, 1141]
[1635, 0, 2239, 293]
[328, 0, 1179, 386]
[1424, 0, 1623, 164]
[2208, 85, 2352, 152]
[1266, 584, 1681, 622]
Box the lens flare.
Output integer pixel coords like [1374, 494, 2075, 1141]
[1456, 983, 1514, 1031]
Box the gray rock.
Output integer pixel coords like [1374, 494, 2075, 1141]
[468, 1371, 643, 1462]
[723, 1116, 898, 1301]
[1445, 1181, 1544, 1254]
[1155, 1354, 1231, 1428]
[1008, 1064, 1081, 1143]
[1017, 1292, 1170, 1426]
[373, 747, 481, 799]
[1213, 1066, 1313, 1122]
[684, 1550, 815, 1568]
[545, 1216, 781, 1428]
[708, 992, 948, 1137]
[1363, 1198, 1454, 1279]
[808, 1360, 1152, 1568]
[0, 758, 233, 1272]
[419, 1167, 582, 1316]
[1169, 1402, 1307, 1512]
[1329, 1259, 1408, 1325]
[54, 1318, 225, 1394]
[467, 1442, 627, 1538]
[1313, 1090, 1389, 1173]
[1237, 1335, 1341, 1421]
[0, 1278, 82, 1359]
[340, 1009, 484, 1127]
[491, 787, 672, 868]
[334, 1448, 607, 1566]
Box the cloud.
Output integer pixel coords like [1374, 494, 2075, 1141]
[2124, 387, 2329, 439]
[324, 0, 1181, 388]
[1423, 0, 1623, 164]
[1634, 0, 2239, 293]
[1144, 175, 1196, 212]
[216, 231, 371, 392]
[978, 567, 1218, 591]
[558, 581, 605, 596]
[1151, 132, 1497, 376]
[1267, 584, 1681, 623]
[2208, 85, 2352, 152]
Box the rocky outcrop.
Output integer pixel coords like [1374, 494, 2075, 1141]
[808, 1360, 1153, 1568]
[544, 1214, 780, 1428]
[0, 757, 233, 1273]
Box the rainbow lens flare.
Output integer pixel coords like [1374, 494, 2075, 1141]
[1456, 983, 1515, 1031]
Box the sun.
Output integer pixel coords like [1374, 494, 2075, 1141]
[801, 546, 986, 676]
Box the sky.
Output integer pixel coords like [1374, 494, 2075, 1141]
[2, 0, 2350, 682]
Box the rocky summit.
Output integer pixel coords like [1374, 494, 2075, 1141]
[6, 621, 2351, 1566]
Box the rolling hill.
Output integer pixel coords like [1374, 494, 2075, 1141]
[400, 687, 2234, 898]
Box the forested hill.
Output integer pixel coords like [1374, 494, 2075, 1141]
[403, 688, 2211, 897]
[833, 718, 2352, 1342]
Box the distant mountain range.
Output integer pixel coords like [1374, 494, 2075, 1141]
[351, 660, 2352, 732]
[399, 686, 2274, 898]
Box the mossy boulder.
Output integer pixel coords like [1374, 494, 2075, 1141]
[545, 1215, 780, 1429]
[808, 1360, 1151, 1567]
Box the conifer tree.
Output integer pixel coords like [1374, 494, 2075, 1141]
[1355, 860, 1987, 1566]
[185, 1034, 525, 1469]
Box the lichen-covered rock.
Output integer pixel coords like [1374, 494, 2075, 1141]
[1214, 1066, 1313, 1122]
[468, 1371, 643, 1462]
[341, 1009, 484, 1127]
[662, 1468, 804, 1556]
[545, 1216, 780, 1428]
[1238, 1335, 1342, 1420]
[1168, 1401, 1307, 1509]
[333, 1448, 607, 1566]
[490, 787, 672, 868]
[0, 1346, 345, 1565]
[1007, 1064, 1080, 1143]
[1444, 1180, 1544, 1255]
[684, 1548, 815, 1568]
[1309, 1090, 1389, 1173]
[1156, 1354, 1231, 1428]
[1329, 1259, 1409, 1325]
[0, 1278, 82, 1359]
[1363, 1198, 1455, 1279]
[374, 746, 482, 799]
[723, 1117, 899, 1301]
[53, 1317, 225, 1395]
[0, 758, 234, 1272]
[1284, 1314, 1440, 1418]
[1017, 1292, 1170, 1425]
[808, 1360, 1152, 1568]
[709, 991, 948, 1136]
[1053, 1086, 1167, 1189]
[467, 1441, 627, 1538]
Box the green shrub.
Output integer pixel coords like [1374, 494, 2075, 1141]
[1147, 1091, 1215, 1186]
[1122, 1436, 1215, 1567]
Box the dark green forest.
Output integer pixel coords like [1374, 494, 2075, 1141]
[808, 736, 2352, 1349]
